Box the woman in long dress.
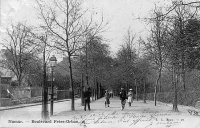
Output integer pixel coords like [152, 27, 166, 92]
[127, 89, 133, 106]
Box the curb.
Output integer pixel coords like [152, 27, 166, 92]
[0, 99, 71, 111]
[0, 97, 107, 111]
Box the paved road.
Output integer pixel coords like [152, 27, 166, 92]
[1, 97, 200, 128]
[0, 99, 82, 127]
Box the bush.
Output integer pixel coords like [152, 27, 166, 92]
[145, 91, 200, 107]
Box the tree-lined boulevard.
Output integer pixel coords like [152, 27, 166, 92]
[1, 0, 200, 127]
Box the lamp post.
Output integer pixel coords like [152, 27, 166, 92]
[49, 55, 57, 116]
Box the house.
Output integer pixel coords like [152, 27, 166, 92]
[0, 77, 12, 106]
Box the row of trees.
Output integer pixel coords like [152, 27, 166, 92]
[141, 0, 200, 111]
[2, 0, 200, 113]
[0, 6, 152, 113]
[0, 0, 107, 111]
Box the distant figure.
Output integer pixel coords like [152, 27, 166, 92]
[127, 89, 133, 106]
[119, 88, 127, 110]
[105, 90, 110, 107]
[84, 87, 91, 111]
[110, 91, 113, 98]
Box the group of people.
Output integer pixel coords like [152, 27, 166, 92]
[105, 88, 134, 110]
[83, 87, 134, 111]
[119, 88, 133, 110]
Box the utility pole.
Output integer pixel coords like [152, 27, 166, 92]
[49, 55, 57, 116]
[50, 67, 54, 115]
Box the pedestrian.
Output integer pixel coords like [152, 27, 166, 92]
[119, 88, 127, 110]
[84, 87, 91, 111]
[110, 91, 113, 98]
[105, 90, 110, 107]
[127, 89, 133, 106]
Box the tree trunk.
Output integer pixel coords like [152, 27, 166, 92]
[135, 79, 138, 101]
[173, 65, 178, 112]
[42, 47, 49, 120]
[81, 73, 84, 106]
[17, 76, 22, 86]
[136, 86, 138, 101]
[154, 85, 157, 106]
[158, 68, 162, 92]
[97, 81, 99, 99]
[99, 83, 102, 98]
[181, 61, 186, 90]
[143, 79, 146, 103]
[95, 89, 97, 100]
[154, 70, 161, 106]
[85, 39, 89, 88]
[68, 54, 75, 111]
[180, 17, 185, 90]
[92, 89, 94, 101]
[156, 12, 163, 93]
[182, 72, 186, 90]
[126, 82, 128, 94]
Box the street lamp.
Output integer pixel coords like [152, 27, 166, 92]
[49, 55, 57, 116]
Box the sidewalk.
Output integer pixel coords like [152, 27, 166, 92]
[49, 97, 200, 128]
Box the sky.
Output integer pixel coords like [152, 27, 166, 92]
[0, 0, 170, 56]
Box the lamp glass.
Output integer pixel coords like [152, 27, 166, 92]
[49, 55, 57, 67]
[50, 61, 56, 67]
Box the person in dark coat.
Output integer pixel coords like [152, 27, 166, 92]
[84, 87, 91, 111]
[119, 88, 127, 110]
[105, 90, 110, 107]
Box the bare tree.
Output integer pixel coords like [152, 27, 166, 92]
[36, 0, 106, 110]
[141, 7, 168, 106]
[30, 28, 55, 119]
[0, 23, 36, 86]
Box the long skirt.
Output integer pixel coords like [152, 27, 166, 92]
[127, 96, 132, 103]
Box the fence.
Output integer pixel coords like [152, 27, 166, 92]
[9, 87, 42, 99]
[31, 87, 42, 97]
[57, 90, 70, 100]
[0, 87, 43, 107]
[142, 90, 200, 107]
[1, 88, 72, 107]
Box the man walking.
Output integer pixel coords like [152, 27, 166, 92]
[84, 87, 91, 111]
[119, 88, 127, 110]
[105, 90, 110, 107]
